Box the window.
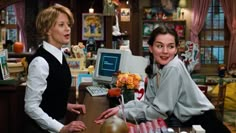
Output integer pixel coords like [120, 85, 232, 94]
[199, 0, 228, 66]
[5, 5, 18, 42]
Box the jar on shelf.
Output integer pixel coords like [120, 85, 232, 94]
[13, 42, 24, 53]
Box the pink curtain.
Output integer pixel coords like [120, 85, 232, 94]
[190, 0, 211, 70]
[220, 0, 236, 69]
[190, 0, 211, 44]
[13, 1, 27, 51]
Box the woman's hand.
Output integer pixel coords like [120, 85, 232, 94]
[60, 120, 86, 133]
[67, 103, 86, 115]
[94, 106, 120, 124]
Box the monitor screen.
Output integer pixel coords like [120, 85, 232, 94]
[93, 48, 131, 85]
[98, 53, 121, 77]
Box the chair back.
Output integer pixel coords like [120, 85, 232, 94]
[208, 79, 227, 121]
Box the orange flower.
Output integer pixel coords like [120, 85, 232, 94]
[116, 72, 141, 90]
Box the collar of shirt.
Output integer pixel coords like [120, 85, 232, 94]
[43, 41, 63, 64]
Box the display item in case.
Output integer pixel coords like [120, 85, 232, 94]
[86, 37, 96, 53]
[0, 50, 9, 80]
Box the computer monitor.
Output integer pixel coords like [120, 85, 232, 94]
[93, 48, 131, 85]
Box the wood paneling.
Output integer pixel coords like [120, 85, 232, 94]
[0, 0, 22, 9]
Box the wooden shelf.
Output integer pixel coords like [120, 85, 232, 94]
[142, 19, 186, 55]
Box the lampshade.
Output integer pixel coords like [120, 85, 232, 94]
[89, 0, 95, 13]
[89, 8, 94, 13]
[179, 0, 187, 8]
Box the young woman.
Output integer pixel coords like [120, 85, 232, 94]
[24, 4, 86, 133]
[95, 25, 230, 132]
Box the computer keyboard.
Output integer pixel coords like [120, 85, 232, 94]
[86, 86, 108, 96]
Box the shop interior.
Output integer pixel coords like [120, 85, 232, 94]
[0, 0, 236, 132]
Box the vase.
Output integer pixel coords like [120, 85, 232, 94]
[122, 87, 134, 103]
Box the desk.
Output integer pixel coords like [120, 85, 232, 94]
[77, 82, 109, 133]
[77, 83, 192, 133]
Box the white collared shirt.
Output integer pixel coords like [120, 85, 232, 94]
[24, 41, 64, 133]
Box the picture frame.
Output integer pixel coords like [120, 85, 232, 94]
[174, 23, 185, 39]
[82, 13, 104, 40]
[66, 58, 85, 70]
[120, 8, 130, 22]
[143, 23, 154, 36]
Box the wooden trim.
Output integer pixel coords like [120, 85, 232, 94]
[199, 40, 229, 46]
[4, 24, 17, 29]
[0, 0, 22, 9]
[105, 16, 112, 49]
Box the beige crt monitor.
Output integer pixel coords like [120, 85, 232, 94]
[93, 48, 148, 85]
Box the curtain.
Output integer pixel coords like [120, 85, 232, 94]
[13, 1, 27, 51]
[190, 0, 211, 70]
[220, 0, 236, 69]
[190, 0, 211, 44]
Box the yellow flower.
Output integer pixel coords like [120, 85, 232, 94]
[116, 72, 141, 90]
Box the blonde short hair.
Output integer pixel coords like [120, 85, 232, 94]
[36, 4, 74, 40]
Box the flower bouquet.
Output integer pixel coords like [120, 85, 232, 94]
[108, 72, 141, 104]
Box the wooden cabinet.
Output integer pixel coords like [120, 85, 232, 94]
[0, 82, 76, 133]
[0, 82, 25, 133]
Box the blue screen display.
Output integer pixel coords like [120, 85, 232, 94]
[98, 53, 121, 77]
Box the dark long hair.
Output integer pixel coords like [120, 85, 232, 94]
[145, 25, 179, 78]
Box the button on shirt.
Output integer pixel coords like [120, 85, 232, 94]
[24, 41, 64, 133]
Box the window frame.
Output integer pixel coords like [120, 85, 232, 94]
[198, 0, 229, 75]
[4, 5, 18, 43]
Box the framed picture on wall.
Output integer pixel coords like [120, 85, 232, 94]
[120, 8, 130, 22]
[82, 13, 104, 40]
[143, 23, 154, 36]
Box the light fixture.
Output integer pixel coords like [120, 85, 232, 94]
[178, 0, 187, 19]
[179, 0, 187, 8]
[89, 0, 95, 13]
[126, 0, 129, 5]
[89, 8, 94, 13]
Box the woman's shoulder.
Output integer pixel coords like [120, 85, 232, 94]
[165, 56, 185, 69]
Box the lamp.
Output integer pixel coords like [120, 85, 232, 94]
[179, 0, 187, 8]
[178, 0, 187, 19]
[126, 0, 129, 5]
[89, 0, 95, 13]
[89, 8, 94, 13]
